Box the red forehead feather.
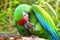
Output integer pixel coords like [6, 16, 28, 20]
[18, 18, 27, 26]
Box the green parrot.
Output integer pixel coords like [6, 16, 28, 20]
[14, 4, 60, 40]
[14, 4, 48, 38]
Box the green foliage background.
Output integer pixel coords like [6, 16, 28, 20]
[0, 0, 60, 37]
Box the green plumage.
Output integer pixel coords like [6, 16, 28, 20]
[14, 4, 49, 38]
[14, 4, 60, 40]
[14, 4, 31, 21]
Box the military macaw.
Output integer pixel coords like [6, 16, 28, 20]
[14, 4, 60, 40]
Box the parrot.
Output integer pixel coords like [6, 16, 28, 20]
[14, 4, 60, 40]
[14, 4, 49, 38]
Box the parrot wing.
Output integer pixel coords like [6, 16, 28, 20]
[32, 5, 60, 40]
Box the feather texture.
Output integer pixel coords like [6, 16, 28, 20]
[32, 5, 60, 40]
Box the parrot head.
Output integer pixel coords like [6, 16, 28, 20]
[14, 4, 31, 26]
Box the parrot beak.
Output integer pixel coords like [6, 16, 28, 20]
[23, 11, 29, 21]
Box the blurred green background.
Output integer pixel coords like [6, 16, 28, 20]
[0, 0, 60, 36]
